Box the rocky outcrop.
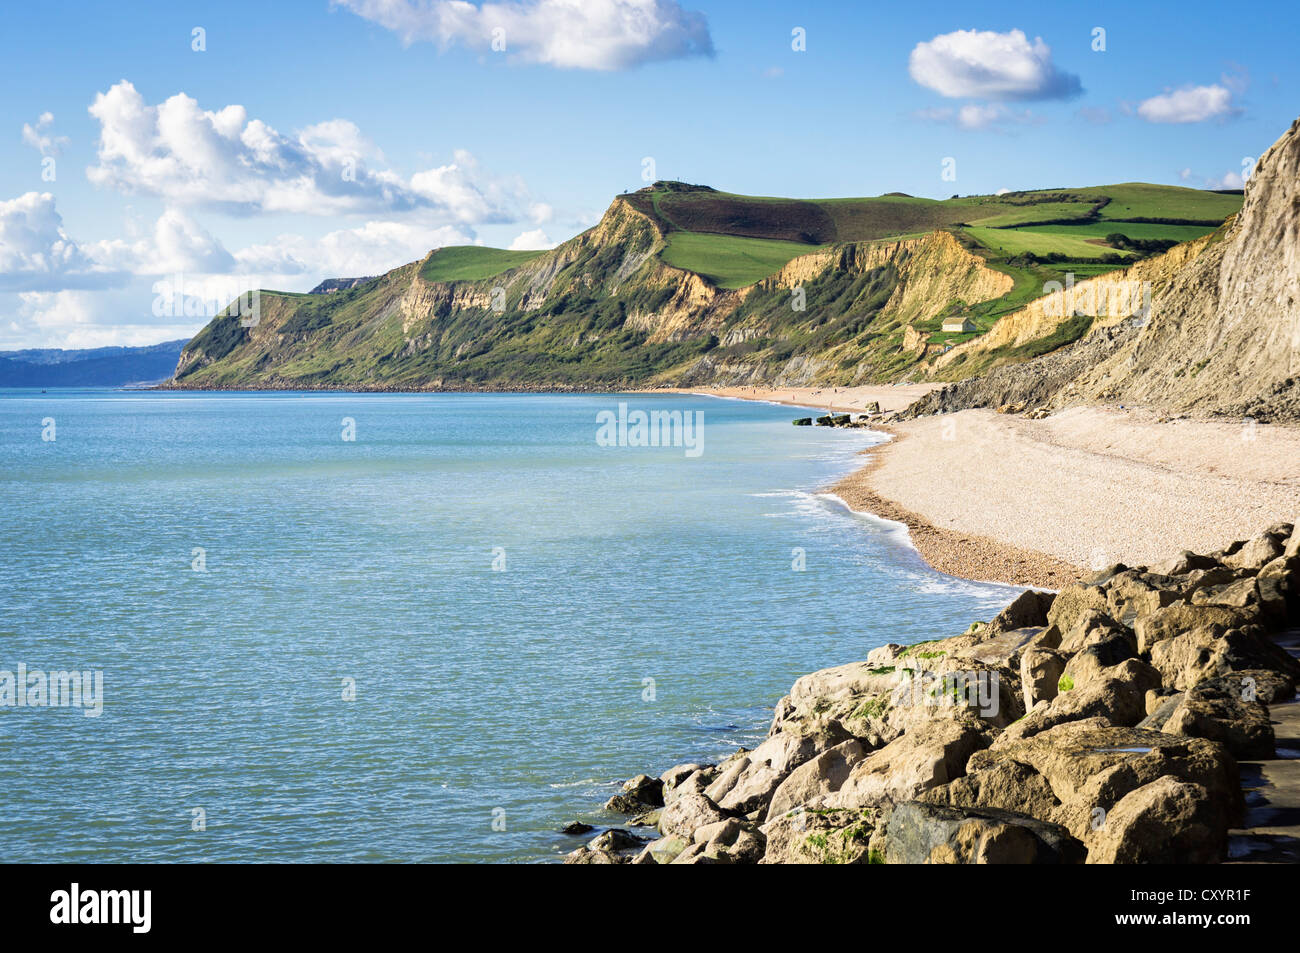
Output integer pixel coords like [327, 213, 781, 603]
[575, 524, 1300, 863]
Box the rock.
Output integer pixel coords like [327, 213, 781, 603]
[1151, 551, 1220, 576]
[628, 809, 662, 828]
[1258, 556, 1300, 620]
[634, 836, 688, 865]
[588, 828, 644, 853]
[996, 660, 1161, 744]
[661, 762, 708, 790]
[792, 417, 812, 426]
[766, 739, 868, 820]
[658, 792, 729, 839]
[563, 847, 625, 864]
[1190, 576, 1260, 609]
[1020, 646, 1067, 709]
[704, 732, 822, 813]
[1056, 610, 1132, 655]
[1087, 778, 1226, 863]
[661, 765, 717, 805]
[988, 589, 1056, 635]
[883, 802, 1085, 864]
[1059, 633, 1137, 690]
[1045, 584, 1111, 637]
[759, 808, 879, 864]
[1136, 692, 1184, 731]
[621, 773, 664, 806]
[958, 722, 1241, 848]
[1162, 675, 1275, 758]
[1105, 570, 1186, 623]
[1225, 533, 1285, 571]
[818, 720, 990, 810]
[1134, 604, 1258, 654]
[688, 818, 766, 864]
[1149, 625, 1300, 691]
[560, 821, 593, 835]
[603, 794, 643, 813]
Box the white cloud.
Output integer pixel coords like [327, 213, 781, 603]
[335, 0, 713, 70]
[86, 80, 535, 222]
[233, 220, 476, 281]
[21, 112, 69, 157]
[1137, 85, 1236, 124]
[1206, 170, 1246, 190]
[508, 228, 555, 250]
[0, 192, 123, 292]
[909, 29, 1081, 101]
[87, 207, 237, 275]
[5, 288, 201, 350]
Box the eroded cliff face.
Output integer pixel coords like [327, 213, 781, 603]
[172, 195, 1016, 391]
[911, 119, 1300, 421]
[1060, 119, 1300, 418]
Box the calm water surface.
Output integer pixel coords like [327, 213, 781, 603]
[0, 390, 1019, 862]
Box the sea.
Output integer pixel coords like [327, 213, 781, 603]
[0, 390, 1021, 862]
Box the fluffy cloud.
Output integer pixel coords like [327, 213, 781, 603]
[233, 220, 476, 281]
[5, 288, 202, 349]
[508, 228, 555, 250]
[86, 81, 534, 222]
[335, 0, 713, 70]
[1137, 85, 1236, 124]
[909, 29, 1081, 101]
[21, 112, 68, 157]
[0, 192, 123, 292]
[87, 208, 237, 275]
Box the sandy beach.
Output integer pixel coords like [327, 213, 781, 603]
[650, 383, 943, 415]
[673, 386, 1300, 588]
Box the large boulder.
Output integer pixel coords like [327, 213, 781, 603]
[1086, 777, 1226, 864]
[1224, 532, 1285, 571]
[1162, 675, 1275, 758]
[660, 763, 716, 805]
[817, 720, 991, 810]
[658, 792, 729, 839]
[760, 808, 879, 865]
[987, 589, 1055, 635]
[1056, 610, 1132, 655]
[883, 801, 1085, 864]
[995, 659, 1161, 745]
[1149, 626, 1300, 693]
[1046, 584, 1111, 636]
[1059, 634, 1138, 690]
[766, 738, 868, 821]
[956, 722, 1241, 855]
[1104, 570, 1186, 624]
[680, 818, 765, 864]
[704, 732, 821, 814]
[1134, 604, 1258, 654]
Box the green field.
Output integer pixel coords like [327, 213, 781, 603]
[964, 225, 1133, 260]
[420, 245, 548, 282]
[660, 232, 825, 289]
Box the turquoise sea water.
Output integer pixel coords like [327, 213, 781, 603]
[0, 390, 1020, 862]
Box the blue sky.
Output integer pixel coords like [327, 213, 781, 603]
[1, 0, 1296, 348]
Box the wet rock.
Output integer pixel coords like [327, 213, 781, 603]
[883, 801, 1085, 864]
[560, 821, 593, 836]
[588, 828, 645, 853]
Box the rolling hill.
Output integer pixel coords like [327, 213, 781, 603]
[169, 176, 1241, 392]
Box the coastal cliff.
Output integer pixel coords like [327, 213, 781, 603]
[170, 193, 1016, 391]
[572, 526, 1300, 864]
[909, 118, 1300, 422]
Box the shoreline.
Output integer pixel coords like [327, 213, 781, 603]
[826, 425, 1085, 590]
